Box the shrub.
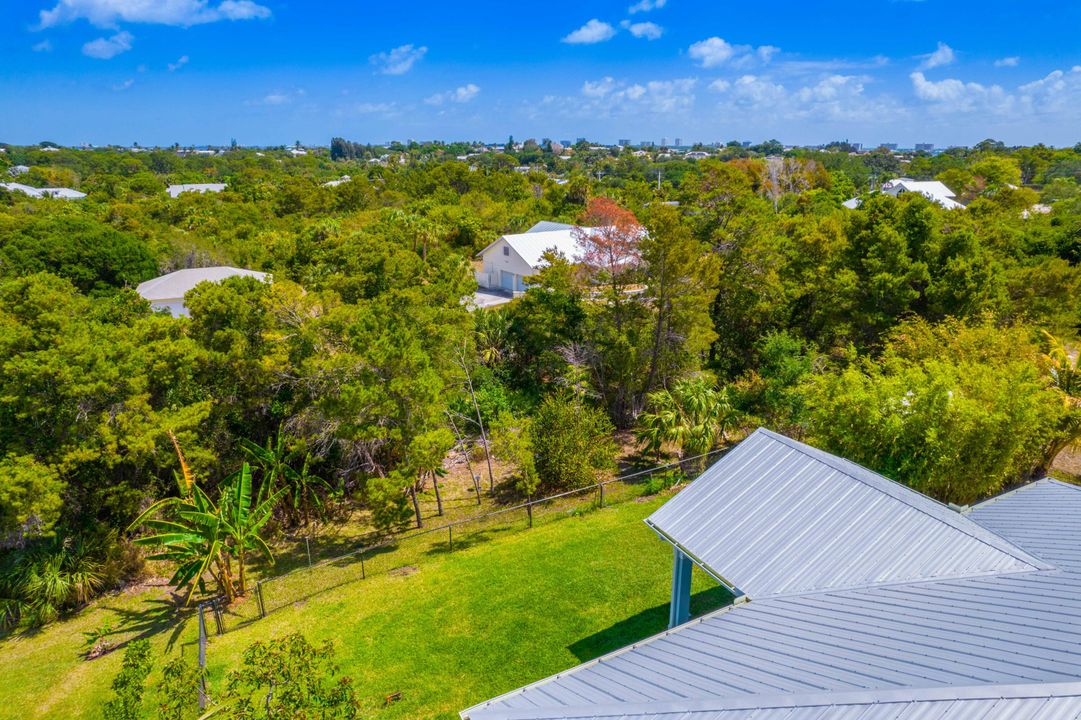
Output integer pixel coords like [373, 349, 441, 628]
[531, 395, 616, 491]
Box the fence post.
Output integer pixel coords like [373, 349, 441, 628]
[256, 581, 266, 619]
[305, 537, 313, 570]
[599, 483, 605, 508]
[448, 525, 454, 552]
[527, 499, 533, 528]
[360, 552, 366, 580]
[197, 604, 208, 711]
[213, 600, 225, 635]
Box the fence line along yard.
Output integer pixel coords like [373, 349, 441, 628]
[196, 449, 728, 649]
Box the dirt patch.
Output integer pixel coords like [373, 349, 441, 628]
[389, 565, 419, 577]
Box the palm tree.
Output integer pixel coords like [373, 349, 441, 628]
[475, 310, 511, 366]
[1038, 332, 1081, 472]
[636, 377, 737, 471]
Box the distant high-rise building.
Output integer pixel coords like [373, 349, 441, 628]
[741, 141, 752, 148]
[560, 140, 572, 147]
[576, 137, 587, 144]
[674, 138, 682, 147]
[641, 140, 655, 148]
[661, 137, 668, 147]
[915, 143, 935, 152]
[618, 139, 631, 146]
[880, 143, 899, 151]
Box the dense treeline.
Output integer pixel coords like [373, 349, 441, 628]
[2, 138, 1081, 625]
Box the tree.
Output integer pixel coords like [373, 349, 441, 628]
[0, 454, 63, 541]
[531, 395, 616, 491]
[222, 634, 359, 719]
[575, 197, 643, 312]
[1036, 331, 1081, 472]
[102, 640, 152, 720]
[802, 318, 1067, 504]
[491, 414, 538, 495]
[636, 377, 735, 470]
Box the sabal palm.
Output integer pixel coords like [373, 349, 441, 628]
[637, 378, 735, 463]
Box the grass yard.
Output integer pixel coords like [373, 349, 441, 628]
[0, 494, 729, 720]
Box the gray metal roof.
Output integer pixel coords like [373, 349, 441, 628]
[526, 221, 577, 234]
[645, 429, 1044, 598]
[472, 683, 1081, 720]
[136, 266, 269, 301]
[462, 432, 1081, 720]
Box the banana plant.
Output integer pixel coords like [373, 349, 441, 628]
[129, 462, 285, 605]
[243, 428, 333, 527]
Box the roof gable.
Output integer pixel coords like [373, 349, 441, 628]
[645, 429, 1043, 598]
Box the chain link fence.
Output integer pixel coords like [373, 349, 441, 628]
[197, 449, 727, 649]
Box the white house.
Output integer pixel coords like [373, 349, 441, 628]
[322, 175, 351, 188]
[136, 266, 270, 317]
[166, 183, 227, 198]
[881, 178, 964, 209]
[1, 182, 86, 199]
[475, 222, 589, 293]
[8, 165, 29, 177]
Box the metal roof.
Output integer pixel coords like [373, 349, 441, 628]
[462, 433, 1081, 720]
[645, 429, 1043, 598]
[166, 183, 227, 198]
[526, 221, 577, 234]
[472, 683, 1081, 720]
[136, 267, 270, 301]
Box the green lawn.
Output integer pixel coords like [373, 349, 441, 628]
[0, 495, 729, 720]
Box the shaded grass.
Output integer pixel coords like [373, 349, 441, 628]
[0, 494, 728, 720]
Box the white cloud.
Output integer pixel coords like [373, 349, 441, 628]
[82, 30, 133, 59]
[628, 0, 666, 12]
[910, 71, 1010, 113]
[994, 56, 1020, 68]
[688, 37, 779, 69]
[32, 40, 53, 52]
[757, 45, 780, 63]
[425, 83, 481, 105]
[563, 19, 616, 45]
[919, 42, 956, 70]
[370, 44, 427, 75]
[623, 21, 663, 40]
[575, 76, 697, 115]
[112, 78, 134, 91]
[688, 37, 736, 67]
[39, 0, 270, 28]
[262, 92, 289, 105]
[168, 54, 189, 71]
[707, 72, 899, 124]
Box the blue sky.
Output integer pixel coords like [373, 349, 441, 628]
[3, 0, 1081, 147]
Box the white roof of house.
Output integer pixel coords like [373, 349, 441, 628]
[1, 183, 86, 199]
[842, 197, 862, 209]
[166, 183, 227, 198]
[477, 228, 598, 270]
[136, 267, 269, 301]
[463, 430, 1081, 720]
[882, 178, 965, 210]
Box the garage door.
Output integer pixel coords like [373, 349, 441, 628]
[501, 271, 516, 291]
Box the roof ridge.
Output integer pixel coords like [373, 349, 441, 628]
[752, 428, 1048, 571]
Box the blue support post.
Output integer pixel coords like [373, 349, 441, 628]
[669, 546, 693, 628]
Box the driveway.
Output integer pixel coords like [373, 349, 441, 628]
[467, 289, 514, 310]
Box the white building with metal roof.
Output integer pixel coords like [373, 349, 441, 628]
[136, 266, 269, 316]
[166, 183, 227, 198]
[462, 428, 1081, 720]
[474, 223, 593, 294]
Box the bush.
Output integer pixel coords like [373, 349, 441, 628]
[531, 395, 617, 492]
[102, 640, 152, 720]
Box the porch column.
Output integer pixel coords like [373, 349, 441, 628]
[668, 546, 693, 628]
